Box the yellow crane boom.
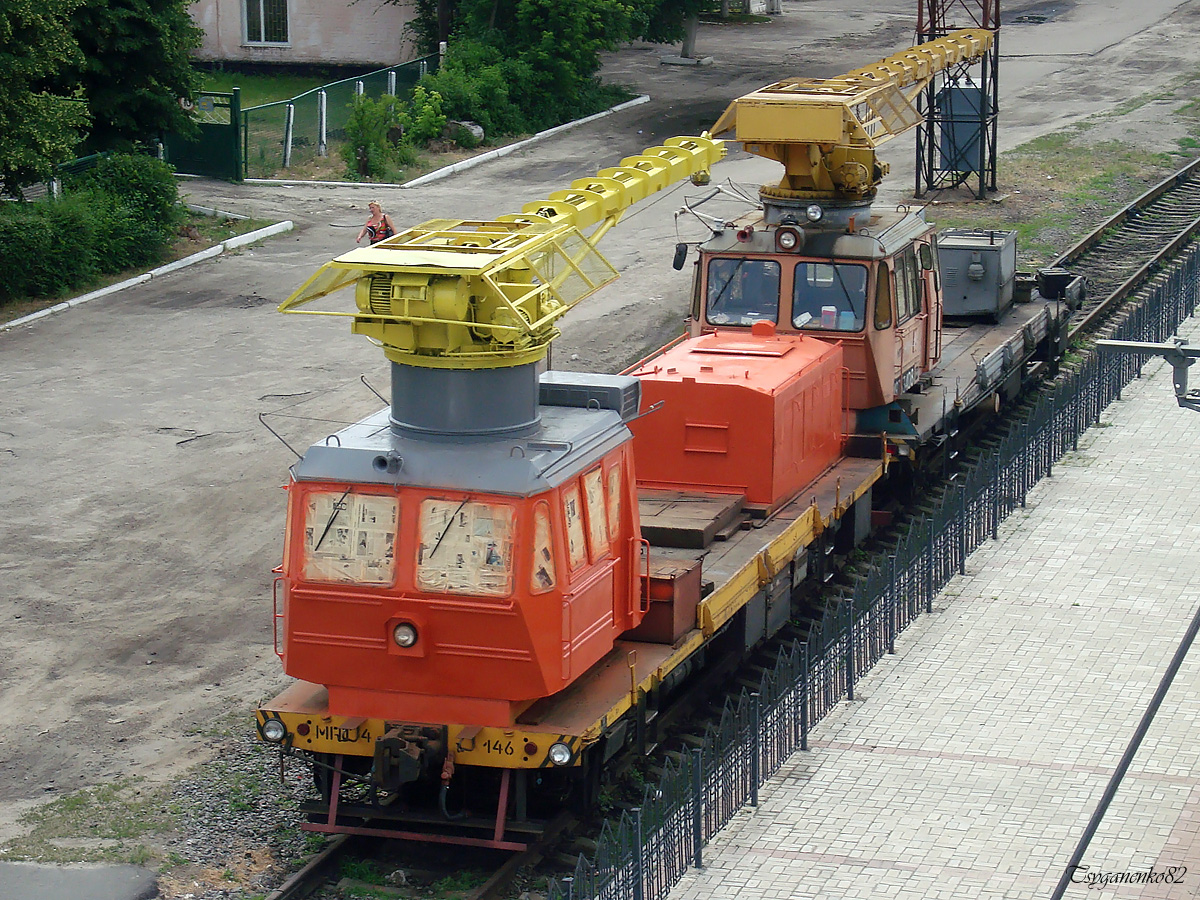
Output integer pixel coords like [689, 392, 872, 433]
[280, 135, 724, 369]
[711, 28, 994, 203]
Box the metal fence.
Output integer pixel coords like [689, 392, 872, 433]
[17, 152, 112, 201]
[241, 54, 438, 178]
[549, 245, 1200, 900]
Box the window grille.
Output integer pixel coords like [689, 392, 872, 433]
[245, 0, 288, 44]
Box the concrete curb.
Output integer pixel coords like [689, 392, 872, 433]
[403, 95, 651, 188]
[0, 220, 294, 334]
[185, 203, 249, 220]
[224, 220, 295, 249]
[222, 94, 653, 191]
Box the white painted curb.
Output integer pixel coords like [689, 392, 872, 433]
[403, 95, 651, 188]
[224, 220, 294, 249]
[150, 245, 223, 277]
[1, 220, 294, 333]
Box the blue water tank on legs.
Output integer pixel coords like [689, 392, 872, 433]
[937, 86, 989, 174]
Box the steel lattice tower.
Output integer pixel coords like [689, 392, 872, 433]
[915, 0, 1000, 199]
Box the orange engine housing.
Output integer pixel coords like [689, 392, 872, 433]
[278, 441, 643, 729]
[630, 324, 845, 510]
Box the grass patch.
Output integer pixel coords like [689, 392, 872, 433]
[3, 778, 174, 865]
[340, 857, 388, 884]
[431, 869, 487, 897]
[929, 136, 1181, 266]
[199, 71, 335, 110]
[928, 64, 1200, 264]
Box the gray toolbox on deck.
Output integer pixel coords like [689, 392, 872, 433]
[938, 229, 1017, 319]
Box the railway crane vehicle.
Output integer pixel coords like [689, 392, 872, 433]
[256, 28, 1069, 850]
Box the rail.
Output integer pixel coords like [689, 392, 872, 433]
[1061, 156, 1200, 337]
[547, 242, 1200, 900]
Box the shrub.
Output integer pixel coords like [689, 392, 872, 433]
[421, 46, 533, 137]
[0, 204, 62, 300]
[399, 86, 446, 146]
[340, 89, 449, 181]
[0, 152, 181, 304]
[341, 94, 407, 180]
[86, 190, 172, 273]
[68, 154, 182, 231]
[420, 41, 631, 138]
[446, 122, 481, 150]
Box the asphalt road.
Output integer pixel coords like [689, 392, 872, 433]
[1, 0, 1197, 887]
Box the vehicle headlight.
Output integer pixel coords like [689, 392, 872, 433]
[393, 623, 418, 648]
[775, 227, 802, 252]
[547, 742, 573, 766]
[261, 719, 287, 743]
[805, 204, 823, 222]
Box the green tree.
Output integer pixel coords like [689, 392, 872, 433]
[61, 0, 203, 152]
[414, 0, 704, 136]
[0, 0, 91, 193]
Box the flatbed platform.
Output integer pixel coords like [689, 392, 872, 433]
[907, 297, 1068, 440]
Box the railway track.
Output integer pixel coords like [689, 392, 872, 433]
[263, 811, 578, 899]
[558, 152, 1200, 897]
[1060, 156, 1200, 337]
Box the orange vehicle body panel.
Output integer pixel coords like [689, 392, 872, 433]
[629, 327, 844, 509]
[279, 448, 644, 728]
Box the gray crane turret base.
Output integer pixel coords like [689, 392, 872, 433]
[389, 362, 540, 438]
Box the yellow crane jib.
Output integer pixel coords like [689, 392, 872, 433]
[279, 135, 725, 370]
[711, 28, 993, 202]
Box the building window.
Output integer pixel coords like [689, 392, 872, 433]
[245, 0, 288, 44]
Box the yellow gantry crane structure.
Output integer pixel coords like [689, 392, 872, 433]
[280, 136, 724, 370]
[711, 28, 994, 203]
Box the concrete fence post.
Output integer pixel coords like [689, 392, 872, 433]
[282, 103, 295, 169]
[317, 91, 327, 158]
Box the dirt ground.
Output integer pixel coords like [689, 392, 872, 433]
[2, 0, 1199, 855]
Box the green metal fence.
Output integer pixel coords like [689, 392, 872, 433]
[241, 55, 438, 179]
[163, 90, 243, 181]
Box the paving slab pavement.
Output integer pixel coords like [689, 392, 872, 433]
[668, 315, 1200, 898]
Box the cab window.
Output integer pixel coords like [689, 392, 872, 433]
[605, 465, 622, 538]
[416, 499, 515, 596]
[562, 484, 587, 570]
[895, 248, 922, 322]
[581, 467, 609, 560]
[873, 264, 893, 330]
[302, 491, 398, 585]
[706, 258, 780, 326]
[792, 262, 867, 331]
[529, 503, 556, 593]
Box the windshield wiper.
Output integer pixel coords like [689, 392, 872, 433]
[428, 498, 469, 560]
[313, 488, 352, 551]
[709, 260, 745, 312]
